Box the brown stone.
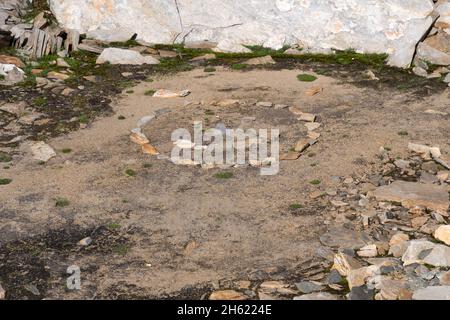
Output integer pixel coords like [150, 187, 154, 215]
[333, 252, 363, 277]
[280, 151, 301, 160]
[141, 143, 159, 155]
[209, 290, 247, 300]
[0, 55, 25, 68]
[373, 181, 449, 213]
[130, 132, 149, 145]
[294, 139, 310, 152]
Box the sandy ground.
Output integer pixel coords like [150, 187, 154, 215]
[0, 66, 449, 299]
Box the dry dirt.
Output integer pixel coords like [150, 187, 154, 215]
[0, 66, 449, 299]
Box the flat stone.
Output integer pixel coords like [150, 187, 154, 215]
[47, 71, 69, 80]
[434, 225, 450, 245]
[412, 286, 450, 300]
[158, 50, 178, 58]
[280, 151, 301, 161]
[295, 281, 324, 294]
[348, 285, 375, 300]
[294, 292, 340, 300]
[357, 244, 378, 258]
[190, 53, 216, 61]
[0, 55, 25, 68]
[256, 101, 273, 108]
[294, 139, 310, 153]
[326, 269, 343, 285]
[402, 240, 450, 267]
[305, 122, 321, 131]
[153, 89, 190, 98]
[320, 226, 370, 249]
[245, 55, 276, 65]
[209, 290, 247, 300]
[298, 113, 316, 122]
[373, 181, 449, 213]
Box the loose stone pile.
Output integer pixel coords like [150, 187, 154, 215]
[205, 143, 450, 300]
[294, 142, 450, 300]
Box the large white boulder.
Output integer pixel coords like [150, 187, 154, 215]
[49, 0, 435, 68]
[96, 48, 160, 65]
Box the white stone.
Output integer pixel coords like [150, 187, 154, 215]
[402, 240, 450, 267]
[49, 0, 435, 68]
[357, 244, 378, 258]
[96, 48, 160, 65]
[412, 286, 450, 300]
[30, 142, 56, 162]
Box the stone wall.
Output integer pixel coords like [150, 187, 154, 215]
[48, 0, 437, 68]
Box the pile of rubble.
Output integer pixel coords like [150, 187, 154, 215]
[206, 142, 450, 300]
[297, 143, 450, 300]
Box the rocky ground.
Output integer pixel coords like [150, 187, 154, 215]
[0, 49, 449, 300]
[0, 3, 450, 302]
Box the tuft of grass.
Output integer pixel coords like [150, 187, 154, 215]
[61, 148, 72, 154]
[204, 109, 215, 116]
[289, 203, 303, 210]
[78, 114, 89, 124]
[204, 67, 216, 73]
[143, 163, 153, 168]
[125, 169, 137, 177]
[0, 152, 12, 162]
[125, 90, 134, 94]
[107, 222, 121, 230]
[309, 179, 321, 185]
[112, 244, 129, 256]
[0, 178, 12, 185]
[231, 63, 248, 70]
[144, 89, 156, 96]
[118, 115, 126, 120]
[398, 130, 409, 136]
[32, 96, 48, 107]
[297, 74, 317, 82]
[214, 171, 234, 179]
[55, 198, 70, 207]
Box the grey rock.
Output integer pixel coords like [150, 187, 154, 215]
[320, 225, 370, 249]
[348, 285, 374, 300]
[326, 269, 343, 285]
[295, 281, 324, 294]
[294, 292, 340, 300]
